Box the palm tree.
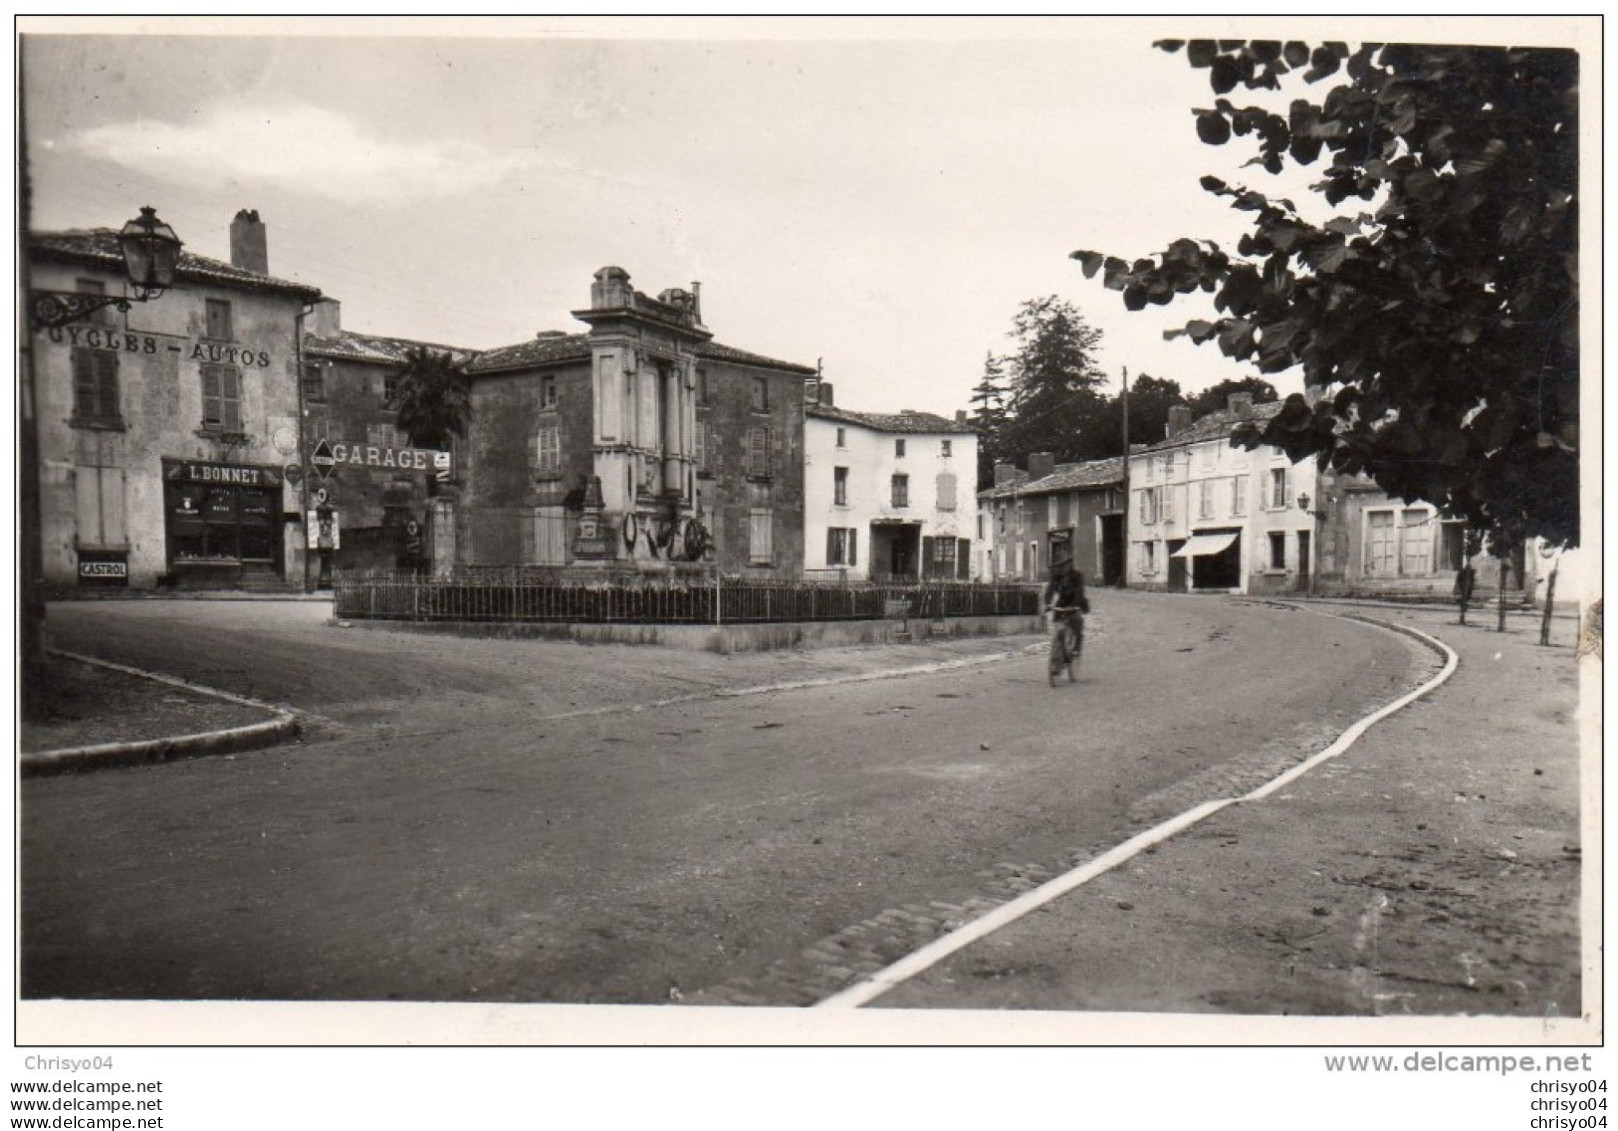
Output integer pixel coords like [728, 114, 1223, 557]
[390, 346, 470, 452]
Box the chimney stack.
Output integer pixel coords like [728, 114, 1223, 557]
[1228, 392, 1254, 419]
[308, 298, 341, 336]
[955, 409, 967, 423]
[1027, 452, 1056, 481]
[1166, 404, 1194, 437]
[817, 381, 834, 407]
[994, 461, 1017, 487]
[230, 209, 268, 275]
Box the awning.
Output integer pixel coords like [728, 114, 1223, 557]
[1170, 532, 1239, 559]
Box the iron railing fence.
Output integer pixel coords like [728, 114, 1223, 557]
[332, 569, 1040, 625]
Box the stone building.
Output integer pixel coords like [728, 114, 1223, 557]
[458, 267, 817, 577]
[977, 454, 1125, 585]
[804, 386, 979, 580]
[300, 299, 469, 576]
[27, 210, 321, 590]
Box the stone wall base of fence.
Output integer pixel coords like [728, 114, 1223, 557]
[331, 613, 1043, 653]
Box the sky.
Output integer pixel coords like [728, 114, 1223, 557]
[17, 15, 1583, 419]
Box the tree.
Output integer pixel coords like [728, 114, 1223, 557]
[1116, 373, 1185, 449]
[970, 351, 1009, 487]
[390, 346, 471, 453]
[1073, 41, 1578, 550]
[1186, 376, 1278, 420]
[997, 296, 1110, 465]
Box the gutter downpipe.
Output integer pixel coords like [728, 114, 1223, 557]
[295, 302, 316, 593]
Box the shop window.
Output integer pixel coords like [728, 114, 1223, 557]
[205, 299, 233, 341]
[72, 348, 121, 427]
[200, 364, 243, 432]
[834, 466, 848, 506]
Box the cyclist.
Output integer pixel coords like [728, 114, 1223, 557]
[1042, 559, 1090, 675]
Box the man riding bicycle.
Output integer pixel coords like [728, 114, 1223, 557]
[1042, 559, 1090, 675]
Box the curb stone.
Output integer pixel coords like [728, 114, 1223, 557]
[21, 651, 301, 777]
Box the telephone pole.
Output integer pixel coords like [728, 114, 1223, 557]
[1117, 366, 1129, 589]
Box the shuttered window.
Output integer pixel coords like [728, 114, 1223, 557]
[535, 423, 561, 475]
[200, 364, 242, 431]
[694, 421, 708, 472]
[936, 472, 957, 511]
[748, 481, 773, 564]
[205, 299, 233, 341]
[826, 527, 858, 567]
[891, 474, 909, 508]
[747, 426, 772, 478]
[71, 349, 121, 426]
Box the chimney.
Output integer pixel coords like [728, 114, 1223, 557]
[1027, 452, 1056, 481]
[308, 298, 341, 337]
[690, 280, 703, 324]
[1166, 404, 1194, 437]
[230, 209, 268, 275]
[817, 381, 834, 407]
[1228, 392, 1254, 419]
[994, 461, 1017, 486]
[955, 409, 967, 423]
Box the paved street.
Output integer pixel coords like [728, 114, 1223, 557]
[21, 594, 1439, 1007]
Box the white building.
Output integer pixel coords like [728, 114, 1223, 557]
[1128, 394, 1321, 594]
[803, 385, 978, 580]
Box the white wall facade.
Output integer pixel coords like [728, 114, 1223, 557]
[804, 412, 978, 580]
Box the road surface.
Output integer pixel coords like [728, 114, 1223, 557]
[21, 593, 1429, 1005]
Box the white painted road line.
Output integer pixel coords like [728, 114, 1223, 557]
[814, 610, 1460, 1009]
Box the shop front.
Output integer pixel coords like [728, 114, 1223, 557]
[162, 458, 285, 587]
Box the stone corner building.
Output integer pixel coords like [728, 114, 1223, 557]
[460, 266, 816, 577]
[27, 210, 321, 590]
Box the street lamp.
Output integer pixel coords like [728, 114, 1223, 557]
[29, 205, 184, 329]
[1296, 491, 1331, 599]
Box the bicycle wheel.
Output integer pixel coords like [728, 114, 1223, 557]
[1067, 624, 1080, 681]
[1048, 633, 1064, 687]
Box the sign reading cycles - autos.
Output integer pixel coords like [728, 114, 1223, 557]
[44, 324, 274, 368]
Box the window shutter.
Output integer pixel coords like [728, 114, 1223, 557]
[72, 351, 97, 418]
[937, 472, 957, 511]
[201, 365, 221, 425]
[957, 538, 970, 580]
[101, 468, 126, 544]
[826, 528, 838, 565]
[922, 536, 936, 577]
[222, 368, 242, 430]
[849, 528, 858, 567]
[694, 421, 706, 470]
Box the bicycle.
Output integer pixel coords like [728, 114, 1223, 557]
[1046, 606, 1083, 687]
